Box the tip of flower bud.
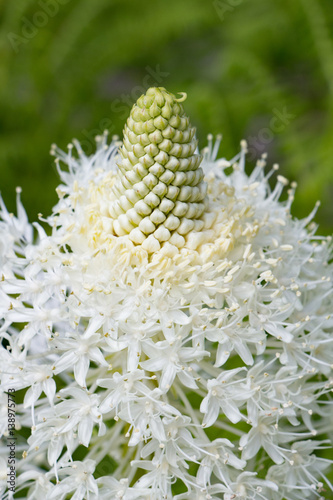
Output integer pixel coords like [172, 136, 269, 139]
[173, 91, 187, 102]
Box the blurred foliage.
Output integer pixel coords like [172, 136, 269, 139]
[0, 0, 332, 233]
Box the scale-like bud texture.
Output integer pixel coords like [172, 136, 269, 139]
[109, 87, 207, 251]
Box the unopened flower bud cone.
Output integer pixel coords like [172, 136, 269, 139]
[0, 87, 332, 499]
[109, 87, 207, 253]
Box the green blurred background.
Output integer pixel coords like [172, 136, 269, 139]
[0, 0, 332, 233]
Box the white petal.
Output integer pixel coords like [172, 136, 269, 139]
[149, 417, 166, 441]
[160, 364, 177, 390]
[202, 399, 220, 427]
[43, 378, 56, 404]
[54, 351, 78, 374]
[215, 343, 231, 367]
[263, 441, 284, 464]
[78, 417, 94, 447]
[167, 309, 191, 324]
[23, 384, 42, 408]
[74, 355, 90, 387]
[234, 341, 253, 366]
[221, 400, 243, 424]
[89, 346, 108, 366]
[48, 436, 64, 466]
[177, 369, 198, 389]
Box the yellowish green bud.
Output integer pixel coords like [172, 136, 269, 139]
[110, 87, 207, 251]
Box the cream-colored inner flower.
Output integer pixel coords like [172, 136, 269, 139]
[76, 172, 259, 266]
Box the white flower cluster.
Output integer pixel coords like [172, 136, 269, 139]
[1, 93, 333, 499]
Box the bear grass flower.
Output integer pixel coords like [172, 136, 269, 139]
[0, 86, 333, 499]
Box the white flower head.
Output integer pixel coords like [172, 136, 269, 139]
[0, 87, 332, 499]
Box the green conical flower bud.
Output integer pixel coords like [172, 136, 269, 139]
[109, 87, 207, 253]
